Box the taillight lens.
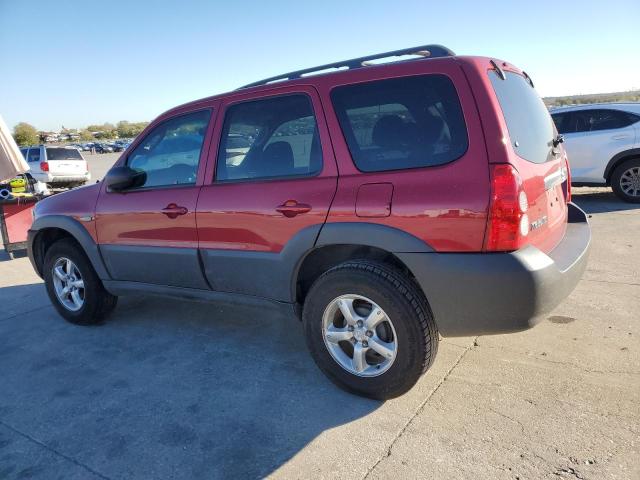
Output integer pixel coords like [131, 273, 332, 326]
[40, 161, 49, 172]
[484, 164, 529, 252]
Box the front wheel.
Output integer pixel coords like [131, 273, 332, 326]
[43, 238, 118, 325]
[302, 261, 438, 399]
[611, 158, 640, 203]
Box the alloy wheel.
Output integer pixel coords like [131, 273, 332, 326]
[52, 257, 85, 311]
[620, 166, 640, 198]
[322, 294, 398, 377]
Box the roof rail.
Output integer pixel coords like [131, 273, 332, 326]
[239, 44, 455, 89]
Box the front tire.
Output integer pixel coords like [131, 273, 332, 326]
[43, 238, 118, 325]
[303, 261, 438, 400]
[611, 158, 640, 203]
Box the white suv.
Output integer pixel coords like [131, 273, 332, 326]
[19, 145, 91, 188]
[550, 103, 640, 202]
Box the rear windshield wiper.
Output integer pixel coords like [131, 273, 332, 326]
[552, 134, 564, 148]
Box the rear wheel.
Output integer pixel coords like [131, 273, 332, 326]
[612, 158, 640, 203]
[303, 260, 438, 399]
[43, 238, 118, 325]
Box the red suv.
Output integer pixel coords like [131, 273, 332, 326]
[28, 45, 590, 399]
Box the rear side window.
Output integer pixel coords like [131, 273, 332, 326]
[490, 71, 555, 164]
[216, 94, 322, 182]
[331, 75, 468, 172]
[27, 148, 41, 163]
[127, 109, 211, 188]
[46, 148, 83, 160]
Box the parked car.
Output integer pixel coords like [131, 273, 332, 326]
[27, 45, 590, 399]
[550, 103, 640, 202]
[19, 145, 90, 188]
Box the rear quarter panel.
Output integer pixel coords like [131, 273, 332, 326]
[315, 58, 490, 252]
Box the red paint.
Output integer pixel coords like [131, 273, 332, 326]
[2, 201, 35, 243]
[37, 54, 568, 256]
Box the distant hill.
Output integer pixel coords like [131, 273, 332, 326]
[544, 90, 640, 107]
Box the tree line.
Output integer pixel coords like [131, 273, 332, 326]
[12, 121, 150, 146]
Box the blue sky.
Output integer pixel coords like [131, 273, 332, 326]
[1, 0, 638, 131]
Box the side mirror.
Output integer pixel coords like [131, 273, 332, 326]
[104, 166, 146, 192]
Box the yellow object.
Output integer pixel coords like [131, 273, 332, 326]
[9, 177, 27, 193]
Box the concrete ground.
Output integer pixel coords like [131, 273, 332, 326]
[0, 187, 638, 480]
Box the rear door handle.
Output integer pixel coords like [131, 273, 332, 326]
[276, 200, 312, 218]
[161, 203, 188, 219]
[612, 134, 630, 140]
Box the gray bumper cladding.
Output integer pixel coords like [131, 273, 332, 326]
[397, 203, 591, 337]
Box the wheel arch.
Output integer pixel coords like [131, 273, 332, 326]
[604, 148, 640, 184]
[30, 216, 110, 280]
[293, 222, 433, 308]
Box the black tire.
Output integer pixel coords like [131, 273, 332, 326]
[611, 158, 640, 203]
[302, 260, 438, 400]
[43, 238, 118, 325]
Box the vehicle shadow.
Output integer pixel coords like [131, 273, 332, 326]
[571, 188, 640, 214]
[0, 284, 381, 479]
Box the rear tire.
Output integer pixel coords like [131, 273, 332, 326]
[302, 260, 438, 400]
[43, 238, 118, 325]
[611, 158, 640, 203]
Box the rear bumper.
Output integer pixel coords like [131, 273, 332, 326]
[397, 203, 591, 337]
[32, 173, 91, 184]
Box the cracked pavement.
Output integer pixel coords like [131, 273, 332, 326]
[0, 187, 638, 479]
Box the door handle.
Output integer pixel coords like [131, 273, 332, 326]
[161, 203, 188, 219]
[612, 134, 630, 140]
[276, 200, 312, 218]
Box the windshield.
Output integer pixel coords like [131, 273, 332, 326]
[489, 71, 556, 164]
[46, 148, 83, 160]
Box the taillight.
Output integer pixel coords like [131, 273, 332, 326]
[40, 161, 49, 172]
[484, 164, 529, 252]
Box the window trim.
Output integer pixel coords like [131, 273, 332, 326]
[119, 108, 213, 192]
[213, 92, 324, 184]
[329, 73, 470, 174]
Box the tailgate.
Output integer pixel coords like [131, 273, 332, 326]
[45, 148, 88, 175]
[488, 68, 569, 254]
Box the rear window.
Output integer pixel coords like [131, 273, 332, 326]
[489, 71, 555, 164]
[331, 75, 468, 172]
[46, 148, 83, 160]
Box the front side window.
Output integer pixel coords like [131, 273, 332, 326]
[216, 94, 322, 181]
[127, 109, 211, 188]
[331, 75, 468, 172]
[490, 71, 556, 164]
[27, 148, 41, 163]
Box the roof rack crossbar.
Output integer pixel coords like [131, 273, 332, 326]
[239, 44, 455, 89]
